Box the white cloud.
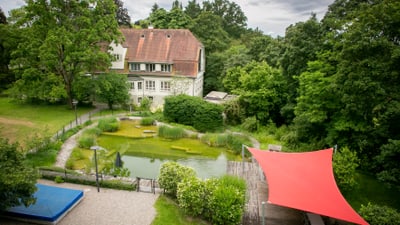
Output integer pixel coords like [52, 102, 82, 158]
[0, 0, 335, 37]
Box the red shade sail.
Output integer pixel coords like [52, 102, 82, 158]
[247, 147, 368, 225]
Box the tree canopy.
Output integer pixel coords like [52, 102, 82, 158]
[0, 139, 39, 211]
[9, 0, 121, 107]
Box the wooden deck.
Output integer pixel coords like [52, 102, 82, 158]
[227, 161, 304, 225]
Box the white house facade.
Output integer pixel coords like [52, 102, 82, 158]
[108, 28, 205, 108]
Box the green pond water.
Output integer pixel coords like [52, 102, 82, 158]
[96, 126, 240, 179]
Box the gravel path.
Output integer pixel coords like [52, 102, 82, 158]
[2, 179, 160, 225]
[54, 123, 97, 168]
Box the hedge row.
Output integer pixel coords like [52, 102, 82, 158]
[158, 161, 246, 225]
[163, 94, 224, 132]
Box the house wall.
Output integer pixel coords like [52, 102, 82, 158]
[109, 42, 127, 70]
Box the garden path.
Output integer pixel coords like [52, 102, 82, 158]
[54, 105, 106, 168]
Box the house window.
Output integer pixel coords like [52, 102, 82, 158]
[145, 80, 155, 91]
[146, 64, 155, 72]
[160, 81, 171, 91]
[137, 82, 142, 90]
[128, 81, 134, 90]
[130, 63, 140, 71]
[161, 64, 171, 72]
[138, 97, 142, 103]
[148, 96, 153, 102]
[113, 54, 122, 62]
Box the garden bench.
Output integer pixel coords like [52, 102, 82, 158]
[268, 144, 282, 152]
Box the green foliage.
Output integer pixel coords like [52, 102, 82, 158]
[141, 117, 155, 126]
[158, 125, 185, 140]
[164, 95, 223, 132]
[149, 7, 193, 29]
[177, 176, 207, 216]
[95, 73, 130, 110]
[333, 147, 359, 192]
[54, 176, 64, 183]
[359, 202, 400, 225]
[375, 140, 400, 186]
[152, 195, 209, 225]
[200, 133, 251, 156]
[223, 61, 287, 125]
[223, 98, 245, 126]
[241, 116, 259, 132]
[98, 117, 120, 132]
[205, 175, 246, 225]
[78, 134, 96, 149]
[193, 101, 224, 132]
[0, 139, 39, 210]
[139, 97, 152, 111]
[25, 141, 62, 167]
[158, 161, 196, 197]
[77, 126, 101, 149]
[10, 0, 121, 105]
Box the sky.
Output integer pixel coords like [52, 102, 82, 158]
[0, 0, 335, 37]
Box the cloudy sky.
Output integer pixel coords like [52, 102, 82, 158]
[0, 0, 335, 36]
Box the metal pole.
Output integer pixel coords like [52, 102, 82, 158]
[74, 104, 78, 125]
[262, 201, 266, 225]
[242, 144, 245, 175]
[94, 149, 100, 192]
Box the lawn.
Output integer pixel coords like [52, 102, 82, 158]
[151, 195, 209, 225]
[344, 172, 400, 211]
[0, 97, 93, 148]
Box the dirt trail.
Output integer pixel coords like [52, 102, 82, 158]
[0, 116, 35, 127]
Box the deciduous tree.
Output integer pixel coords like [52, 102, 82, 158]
[0, 139, 39, 211]
[95, 73, 130, 110]
[10, 0, 121, 107]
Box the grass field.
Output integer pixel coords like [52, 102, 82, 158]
[0, 97, 92, 148]
[151, 195, 209, 225]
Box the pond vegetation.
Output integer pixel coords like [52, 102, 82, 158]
[68, 119, 241, 178]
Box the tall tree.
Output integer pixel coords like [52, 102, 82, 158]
[95, 73, 130, 110]
[0, 7, 16, 90]
[114, 0, 131, 27]
[202, 0, 247, 38]
[223, 61, 287, 125]
[0, 139, 39, 211]
[0, 7, 6, 24]
[185, 0, 202, 18]
[149, 7, 193, 29]
[190, 11, 229, 53]
[280, 14, 323, 123]
[10, 0, 121, 107]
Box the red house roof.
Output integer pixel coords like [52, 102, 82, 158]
[119, 28, 203, 77]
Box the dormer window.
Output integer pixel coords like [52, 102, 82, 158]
[161, 64, 171, 72]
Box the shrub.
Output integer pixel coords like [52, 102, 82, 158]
[177, 176, 207, 216]
[78, 134, 96, 149]
[241, 116, 259, 132]
[54, 176, 64, 183]
[164, 94, 224, 132]
[205, 175, 246, 225]
[359, 202, 400, 225]
[141, 117, 155, 126]
[200, 133, 218, 146]
[333, 147, 359, 192]
[98, 117, 119, 132]
[158, 161, 196, 198]
[84, 127, 102, 136]
[158, 125, 185, 140]
[226, 134, 252, 155]
[207, 186, 245, 225]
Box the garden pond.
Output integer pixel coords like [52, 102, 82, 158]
[86, 120, 241, 179]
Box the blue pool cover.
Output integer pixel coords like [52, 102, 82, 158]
[4, 184, 84, 224]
